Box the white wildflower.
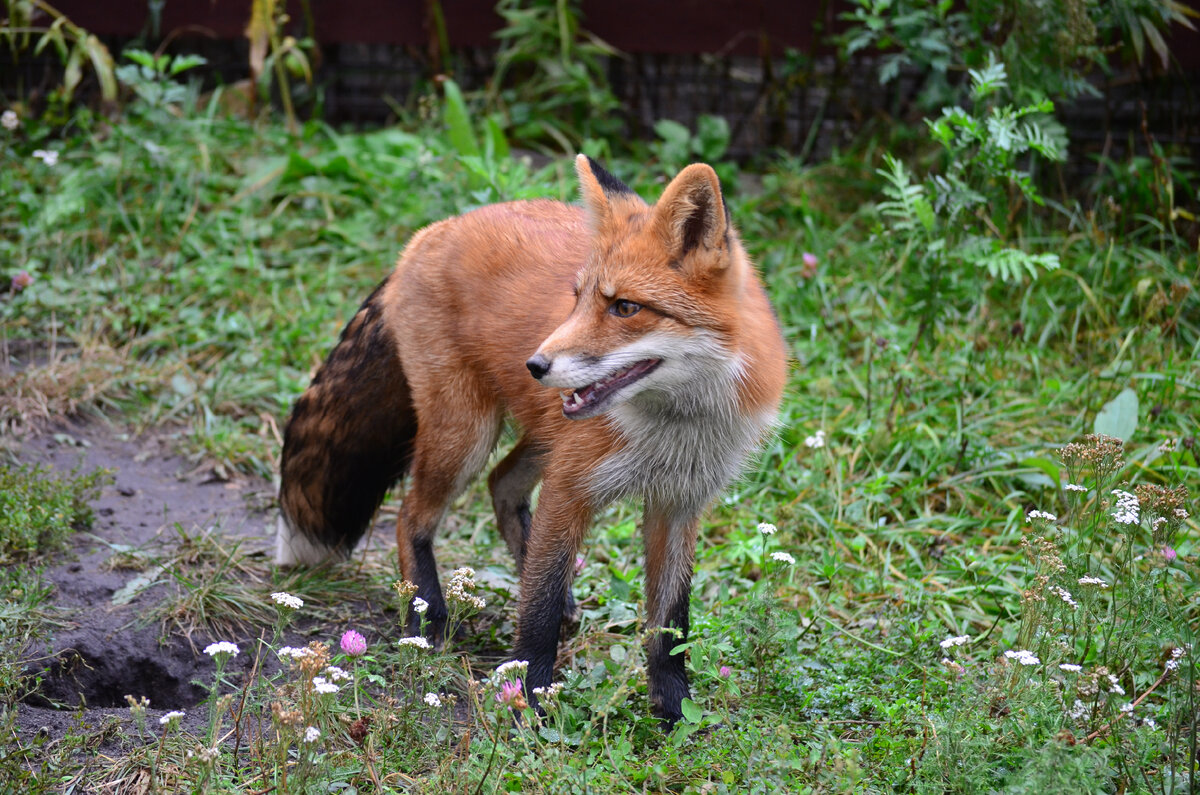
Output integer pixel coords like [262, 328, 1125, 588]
[495, 660, 529, 679]
[1107, 674, 1125, 696]
[278, 646, 310, 660]
[1175, 508, 1189, 520]
[1111, 489, 1140, 525]
[1077, 576, 1108, 588]
[1119, 702, 1135, 714]
[159, 710, 186, 725]
[1051, 586, 1078, 609]
[1064, 483, 1088, 493]
[1004, 649, 1040, 666]
[1068, 699, 1089, 721]
[1, 110, 18, 130]
[32, 148, 59, 166]
[939, 635, 970, 649]
[757, 522, 778, 535]
[303, 726, 321, 743]
[1143, 717, 1158, 730]
[412, 597, 429, 614]
[323, 666, 351, 682]
[312, 677, 340, 694]
[1027, 510, 1057, 523]
[804, 429, 826, 449]
[1059, 663, 1082, 672]
[424, 692, 442, 707]
[398, 636, 432, 650]
[204, 641, 239, 658]
[532, 682, 563, 699]
[271, 591, 303, 609]
[770, 551, 796, 565]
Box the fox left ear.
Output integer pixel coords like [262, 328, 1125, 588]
[576, 154, 637, 230]
[653, 163, 728, 261]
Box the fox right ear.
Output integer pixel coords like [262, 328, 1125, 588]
[575, 154, 636, 229]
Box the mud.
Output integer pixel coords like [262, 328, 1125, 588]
[7, 422, 279, 751]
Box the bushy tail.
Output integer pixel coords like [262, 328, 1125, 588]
[276, 280, 416, 565]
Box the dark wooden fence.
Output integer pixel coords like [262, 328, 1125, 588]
[7, 1, 1199, 169]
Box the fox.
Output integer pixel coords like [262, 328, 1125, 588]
[275, 155, 787, 723]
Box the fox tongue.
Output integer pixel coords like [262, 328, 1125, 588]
[561, 359, 661, 416]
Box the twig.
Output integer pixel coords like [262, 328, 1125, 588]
[1083, 667, 1171, 743]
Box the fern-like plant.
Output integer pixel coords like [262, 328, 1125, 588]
[876, 55, 1064, 338]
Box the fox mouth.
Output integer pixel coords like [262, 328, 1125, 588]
[560, 359, 661, 418]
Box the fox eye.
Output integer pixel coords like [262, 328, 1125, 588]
[610, 299, 642, 318]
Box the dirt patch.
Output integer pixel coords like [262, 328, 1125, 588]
[7, 421, 278, 749]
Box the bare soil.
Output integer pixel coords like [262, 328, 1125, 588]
[9, 421, 280, 753]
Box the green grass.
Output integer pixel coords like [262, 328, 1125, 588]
[1, 72, 1198, 793]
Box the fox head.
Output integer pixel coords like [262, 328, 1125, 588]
[527, 155, 750, 420]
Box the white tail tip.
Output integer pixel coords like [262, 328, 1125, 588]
[273, 514, 336, 567]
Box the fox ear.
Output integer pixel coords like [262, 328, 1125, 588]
[575, 154, 636, 229]
[653, 163, 728, 260]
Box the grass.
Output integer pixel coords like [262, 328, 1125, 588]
[0, 64, 1198, 792]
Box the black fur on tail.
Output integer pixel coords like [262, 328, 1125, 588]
[278, 278, 416, 561]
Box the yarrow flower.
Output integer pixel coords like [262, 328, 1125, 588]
[303, 726, 321, 743]
[411, 597, 429, 614]
[1111, 489, 1140, 525]
[770, 551, 796, 565]
[323, 666, 351, 682]
[1051, 586, 1078, 609]
[32, 148, 59, 166]
[1004, 649, 1040, 666]
[495, 660, 529, 680]
[1026, 510, 1057, 523]
[1077, 575, 1108, 588]
[159, 710, 186, 725]
[271, 591, 303, 610]
[757, 522, 777, 535]
[1064, 483, 1088, 493]
[340, 629, 367, 656]
[398, 636, 432, 650]
[312, 676, 340, 694]
[1, 109, 18, 130]
[446, 567, 486, 611]
[204, 641, 239, 658]
[804, 429, 826, 449]
[1059, 663, 1082, 673]
[278, 646, 310, 660]
[1106, 674, 1125, 696]
[1165, 647, 1186, 673]
[532, 682, 564, 699]
[424, 692, 442, 707]
[939, 635, 970, 649]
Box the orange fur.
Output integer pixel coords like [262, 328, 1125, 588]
[277, 156, 787, 722]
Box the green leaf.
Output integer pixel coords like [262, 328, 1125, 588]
[441, 78, 480, 159]
[679, 697, 702, 724]
[1094, 387, 1139, 442]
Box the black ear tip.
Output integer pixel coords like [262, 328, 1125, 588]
[584, 156, 635, 196]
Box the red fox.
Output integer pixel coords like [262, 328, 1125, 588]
[276, 155, 787, 723]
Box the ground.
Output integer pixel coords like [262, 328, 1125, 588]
[10, 421, 303, 754]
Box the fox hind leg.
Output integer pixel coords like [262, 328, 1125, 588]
[397, 404, 501, 641]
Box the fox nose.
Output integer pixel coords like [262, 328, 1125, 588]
[526, 354, 551, 380]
